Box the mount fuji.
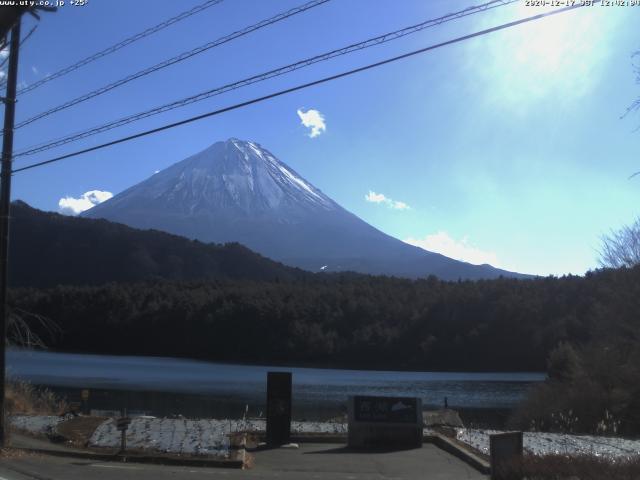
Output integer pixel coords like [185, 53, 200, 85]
[83, 138, 528, 280]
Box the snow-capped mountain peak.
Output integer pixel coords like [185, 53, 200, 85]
[83, 138, 528, 280]
[226, 138, 334, 211]
[100, 138, 336, 217]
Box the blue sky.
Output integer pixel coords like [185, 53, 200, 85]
[5, 0, 640, 276]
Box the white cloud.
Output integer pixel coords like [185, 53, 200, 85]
[405, 231, 501, 267]
[297, 108, 326, 138]
[365, 190, 410, 210]
[365, 191, 387, 204]
[31, 66, 38, 75]
[58, 190, 113, 216]
[0, 48, 8, 59]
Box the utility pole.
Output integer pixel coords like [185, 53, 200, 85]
[0, 17, 21, 448]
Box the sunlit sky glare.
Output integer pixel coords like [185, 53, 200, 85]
[6, 0, 640, 277]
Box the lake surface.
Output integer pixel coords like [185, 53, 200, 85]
[7, 349, 545, 419]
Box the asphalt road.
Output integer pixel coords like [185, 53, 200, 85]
[0, 443, 487, 479]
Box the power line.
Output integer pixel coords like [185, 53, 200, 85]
[0, 0, 225, 93]
[17, 23, 38, 47]
[12, 0, 331, 130]
[13, 2, 589, 175]
[0, 24, 37, 71]
[14, 0, 518, 158]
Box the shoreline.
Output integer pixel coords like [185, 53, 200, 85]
[8, 346, 548, 375]
[34, 384, 520, 428]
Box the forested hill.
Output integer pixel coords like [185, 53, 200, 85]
[8, 201, 307, 287]
[11, 266, 640, 372]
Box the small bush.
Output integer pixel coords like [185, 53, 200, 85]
[508, 379, 619, 434]
[509, 340, 640, 436]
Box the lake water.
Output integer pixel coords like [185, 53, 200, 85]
[7, 349, 545, 420]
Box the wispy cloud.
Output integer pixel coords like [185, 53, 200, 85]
[365, 190, 410, 210]
[392, 200, 410, 211]
[405, 231, 501, 267]
[58, 190, 113, 216]
[297, 108, 326, 138]
[31, 66, 38, 75]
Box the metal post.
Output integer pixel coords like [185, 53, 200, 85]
[0, 18, 22, 449]
[81, 389, 90, 415]
[120, 408, 127, 453]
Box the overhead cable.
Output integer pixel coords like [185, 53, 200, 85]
[3, 0, 225, 94]
[12, 0, 331, 130]
[13, 2, 589, 174]
[14, 0, 518, 157]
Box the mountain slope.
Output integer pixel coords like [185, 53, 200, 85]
[84, 138, 529, 280]
[9, 201, 306, 288]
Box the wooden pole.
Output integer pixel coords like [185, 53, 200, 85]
[0, 18, 21, 448]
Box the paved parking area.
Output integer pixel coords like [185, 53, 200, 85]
[250, 442, 487, 479]
[0, 442, 487, 479]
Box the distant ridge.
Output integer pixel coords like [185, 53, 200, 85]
[9, 200, 305, 288]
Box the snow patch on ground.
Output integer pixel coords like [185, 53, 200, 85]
[456, 428, 640, 458]
[90, 418, 231, 456]
[16, 414, 639, 460]
[10, 415, 64, 435]
[89, 418, 348, 456]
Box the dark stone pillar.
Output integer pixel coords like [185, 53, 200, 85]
[266, 372, 292, 446]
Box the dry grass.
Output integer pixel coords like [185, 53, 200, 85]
[497, 454, 640, 480]
[1, 380, 67, 456]
[55, 416, 107, 447]
[0, 447, 33, 459]
[5, 379, 67, 416]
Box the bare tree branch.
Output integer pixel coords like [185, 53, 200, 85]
[7, 308, 60, 349]
[622, 50, 640, 119]
[599, 217, 640, 268]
